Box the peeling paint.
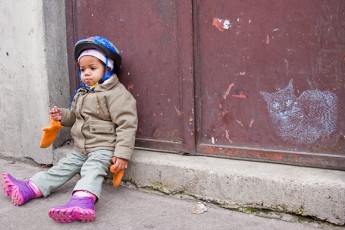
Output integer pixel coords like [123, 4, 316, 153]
[249, 118, 254, 128]
[219, 109, 229, 117]
[212, 18, 231, 32]
[235, 119, 244, 126]
[232, 92, 248, 99]
[225, 130, 233, 144]
[174, 106, 183, 117]
[223, 83, 235, 99]
[266, 35, 270, 44]
[189, 116, 193, 125]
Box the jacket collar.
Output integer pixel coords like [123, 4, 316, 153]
[94, 74, 119, 92]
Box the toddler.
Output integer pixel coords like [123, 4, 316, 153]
[2, 36, 138, 223]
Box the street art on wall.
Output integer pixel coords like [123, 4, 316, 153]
[212, 18, 231, 32]
[260, 79, 338, 144]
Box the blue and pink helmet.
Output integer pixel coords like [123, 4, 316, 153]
[74, 36, 122, 80]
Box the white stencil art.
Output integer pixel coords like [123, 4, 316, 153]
[260, 79, 338, 144]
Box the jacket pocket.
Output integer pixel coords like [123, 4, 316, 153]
[96, 96, 111, 120]
[89, 120, 115, 134]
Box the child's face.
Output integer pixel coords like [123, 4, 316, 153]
[79, 55, 105, 86]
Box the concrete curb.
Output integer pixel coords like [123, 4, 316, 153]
[54, 146, 345, 226]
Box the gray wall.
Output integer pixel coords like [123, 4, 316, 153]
[0, 0, 70, 164]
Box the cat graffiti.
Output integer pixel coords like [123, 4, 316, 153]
[260, 79, 337, 144]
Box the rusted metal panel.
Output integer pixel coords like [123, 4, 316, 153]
[66, 0, 345, 169]
[194, 0, 345, 169]
[66, 0, 195, 153]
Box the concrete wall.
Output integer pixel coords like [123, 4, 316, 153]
[0, 0, 69, 164]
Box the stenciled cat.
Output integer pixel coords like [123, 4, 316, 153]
[260, 79, 337, 144]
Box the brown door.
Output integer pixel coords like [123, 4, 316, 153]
[66, 0, 345, 170]
[66, 0, 195, 154]
[194, 0, 345, 169]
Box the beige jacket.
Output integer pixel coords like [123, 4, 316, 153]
[61, 75, 138, 160]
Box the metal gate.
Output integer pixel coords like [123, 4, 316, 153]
[66, 0, 195, 153]
[66, 0, 345, 170]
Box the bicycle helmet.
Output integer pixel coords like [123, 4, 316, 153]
[74, 36, 122, 76]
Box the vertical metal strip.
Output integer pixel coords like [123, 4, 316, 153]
[192, 0, 201, 153]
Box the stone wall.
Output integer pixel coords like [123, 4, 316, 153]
[0, 0, 70, 164]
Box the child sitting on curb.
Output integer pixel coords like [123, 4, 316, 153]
[2, 36, 138, 223]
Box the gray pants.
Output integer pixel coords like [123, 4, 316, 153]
[30, 149, 113, 199]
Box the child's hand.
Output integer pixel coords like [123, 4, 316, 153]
[110, 158, 127, 188]
[111, 157, 128, 173]
[49, 106, 62, 121]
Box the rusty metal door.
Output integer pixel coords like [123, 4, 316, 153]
[65, 0, 195, 153]
[66, 0, 345, 170]
[194, 0, 345, 169]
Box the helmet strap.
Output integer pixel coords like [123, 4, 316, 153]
[103, 57, 108, 80]
[100, 69, 114, 84]
[99, 57, 114, 83]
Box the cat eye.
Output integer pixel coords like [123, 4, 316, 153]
[272, 102, 280, 109]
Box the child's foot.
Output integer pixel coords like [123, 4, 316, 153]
[48, 196, 95, 223]
[2, 173, 36, 206]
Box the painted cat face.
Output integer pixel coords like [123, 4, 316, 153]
[260, 79, 297, 118]
[259, 79, 337, 144]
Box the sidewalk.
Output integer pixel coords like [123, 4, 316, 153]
[54, 146, 345, 226]
[0, 157, 342, 230]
